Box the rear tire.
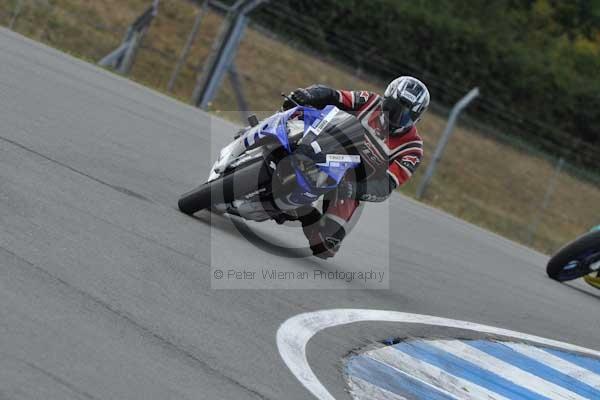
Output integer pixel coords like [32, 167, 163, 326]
[177, 182, 214, 215]
[547, 231, 600, 281]
[178, 158, 269, 215]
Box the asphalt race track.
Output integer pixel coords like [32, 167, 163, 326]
[1, 27, 599, 399]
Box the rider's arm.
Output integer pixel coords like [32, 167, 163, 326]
[290, 85, 378, 112]
[352, 129, 424, 201]
[345, 129, 423, 202]
[387, 145, 423, 189]
[301, 85, 341, 109]
[333, 88, 379, 112]
[346, 153, 420, 203]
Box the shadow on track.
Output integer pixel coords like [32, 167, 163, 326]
[564, 282, 600, 301]
[187, 211, 384, 290]
[191, 211, 314, 259]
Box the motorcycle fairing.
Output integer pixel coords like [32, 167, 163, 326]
[209, 105, 362, 209]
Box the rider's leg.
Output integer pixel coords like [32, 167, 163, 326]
[303, 189, 362, 258]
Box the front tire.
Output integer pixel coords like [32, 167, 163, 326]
[546, 231, 600, 282]
[178, 158, 269, 215]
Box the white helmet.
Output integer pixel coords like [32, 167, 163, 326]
[383, 76, 430, 134]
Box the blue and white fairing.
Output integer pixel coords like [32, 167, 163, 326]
[285, 105, 361, 205]
[208, 105, 361, 206]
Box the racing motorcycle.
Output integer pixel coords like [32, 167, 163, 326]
[178, 103, 378, 224]
[546, 226, 600, 288]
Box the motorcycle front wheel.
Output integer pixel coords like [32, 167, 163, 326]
[546, 231, 600, 282]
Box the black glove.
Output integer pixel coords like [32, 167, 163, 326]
[282, 88, 313, 110]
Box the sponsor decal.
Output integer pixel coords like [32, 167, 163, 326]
[311, 107, 339, 136]
[361, 139, 385, 166]
[360, 194, 383, 202]
[326, 154, 361, 163]
[358, 91, 370, 103]
[400, 90, 417, 103]
[325, 236, 341, 248]
[401, 155, 420, 166]
[564, 260, 579, 270]
[243, 187, 266, 199]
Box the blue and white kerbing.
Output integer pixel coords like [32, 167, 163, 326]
[346, 339, 600, 400]
[277, 310, 600, 400]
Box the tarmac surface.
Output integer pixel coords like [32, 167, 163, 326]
[1, 28, 599, 399]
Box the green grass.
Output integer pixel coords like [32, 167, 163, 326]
[2, 0, 599, 254]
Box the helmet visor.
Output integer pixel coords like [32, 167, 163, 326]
[383, 97, 414, 131]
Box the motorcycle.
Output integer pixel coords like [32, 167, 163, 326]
[546, 225, 600, 288]
[178, 104, 378, 225]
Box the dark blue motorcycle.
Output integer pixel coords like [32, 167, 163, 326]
[178, 105, 374, 223]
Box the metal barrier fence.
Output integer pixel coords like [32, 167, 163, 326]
[98, 0, 160, 75]
[1, 0, 598, 254]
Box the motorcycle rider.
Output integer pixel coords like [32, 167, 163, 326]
[282, 76, 430, 259]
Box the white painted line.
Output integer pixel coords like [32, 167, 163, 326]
[365, 346, 510, 400]
[347, 375, 410, 400]
[505, 342, 600, 389]
[276, 309, 600, 400]
[427, 340, 586, 400]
